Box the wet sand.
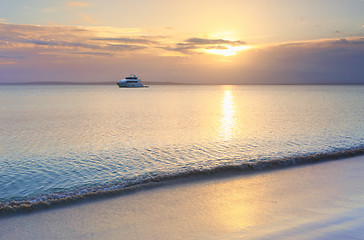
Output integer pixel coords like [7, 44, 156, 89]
[1, 155, 364, 240]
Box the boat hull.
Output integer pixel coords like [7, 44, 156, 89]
[117, 83, 144, 88]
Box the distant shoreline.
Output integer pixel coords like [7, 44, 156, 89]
[0, 81, 188, 85]
[0, 82, 363, 86]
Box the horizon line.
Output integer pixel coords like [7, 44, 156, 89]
[0, 81, 363, 86]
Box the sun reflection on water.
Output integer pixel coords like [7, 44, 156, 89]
[220, 88, 236, 140]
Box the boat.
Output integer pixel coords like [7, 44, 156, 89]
[117, 74, 148, 88]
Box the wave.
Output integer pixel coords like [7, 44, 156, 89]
[1, 147, 363, 215]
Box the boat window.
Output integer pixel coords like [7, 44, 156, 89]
[126, 81, 138, 83]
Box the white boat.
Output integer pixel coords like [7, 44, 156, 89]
[117, 74, 147, 88]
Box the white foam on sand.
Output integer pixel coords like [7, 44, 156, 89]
[1, 155, 364, 240]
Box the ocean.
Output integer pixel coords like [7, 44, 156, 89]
[0, 85, 363, 212]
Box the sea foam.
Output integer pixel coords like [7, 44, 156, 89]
[1, 147, 363, 215]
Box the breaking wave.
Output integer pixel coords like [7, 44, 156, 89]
[1, 147, 363, 215]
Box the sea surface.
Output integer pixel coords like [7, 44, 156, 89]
[0, 85, 363, 211]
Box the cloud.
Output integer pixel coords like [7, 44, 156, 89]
[276, 37, 364, 49]
[23, 39, 103, 50]
[185, 38, 246, 46]
[0, 23, 209, 57]
[160, 44, 198, 54]
[164, 37, 248, 54]
[82, 26, 142, 35]
[91, 37, 158, 44]
[0, 61, 16, 65]
[331, 38, 364, 45]
[0, 18, 6, 22]
[0, 54, 24, 66]
[70, 52, 113, 56]
[0, 55, 24, 59]
[0, 23, 159, 55]
[107, 44, 147, 51]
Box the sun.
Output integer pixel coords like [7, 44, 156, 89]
[204, 45, 252, 56]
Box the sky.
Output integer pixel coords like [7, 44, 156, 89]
[1, 0, 364, 84]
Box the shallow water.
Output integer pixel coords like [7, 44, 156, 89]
[0, 85, 363, 207]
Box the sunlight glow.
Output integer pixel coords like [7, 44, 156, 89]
[204, 45, 252, 56]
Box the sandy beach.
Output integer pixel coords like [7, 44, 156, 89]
[1, 155, 364, 240]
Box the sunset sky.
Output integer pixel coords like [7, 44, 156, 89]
[1, 0, 364, 84]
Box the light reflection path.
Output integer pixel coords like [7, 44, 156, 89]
[220, 88, 236, 140]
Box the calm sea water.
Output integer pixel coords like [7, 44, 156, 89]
[0, 85, 363, 209]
